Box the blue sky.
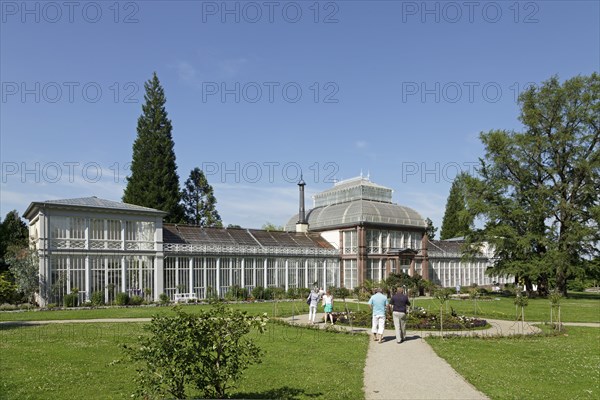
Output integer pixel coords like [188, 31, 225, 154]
[1, 0, 599, 234]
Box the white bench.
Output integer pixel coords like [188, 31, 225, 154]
[174, 293, 198, 303]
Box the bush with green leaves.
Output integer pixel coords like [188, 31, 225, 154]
[0, 273, 18, 304]
[225, 285, 248, 301]
[129, 295, 144, 305]
[90, 291, 104, 306]
[115, 292, 129, 306]
[63, 293, 78, 307]
[123, 304, 268, 399]
[251, 286, 265, 300]
[158, 293, 170, 305]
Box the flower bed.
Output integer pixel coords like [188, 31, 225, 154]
[330, 307, 488, 330]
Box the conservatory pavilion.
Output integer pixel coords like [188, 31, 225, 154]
[23, 177, 510, 306]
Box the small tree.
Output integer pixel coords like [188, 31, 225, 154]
[124, 304, 268, 399]
[6, 246, 38, 304]
[549, 290, 563, 331]
[181, 167, 222, 227]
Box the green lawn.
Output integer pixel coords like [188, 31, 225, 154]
[0, 300, 364, 322]
[427, 325, 600, 400]
[410, 293, 600, 323]
[0, 321, 368, 399]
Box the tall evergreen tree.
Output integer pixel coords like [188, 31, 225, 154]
[123, 72, 184, 223]
[440, 173, 472, 240]
[181, 168, 222, 227]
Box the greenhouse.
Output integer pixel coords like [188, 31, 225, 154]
[23, 177, 511, 306]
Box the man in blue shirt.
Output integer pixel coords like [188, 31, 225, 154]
[368, 288, 389, 343]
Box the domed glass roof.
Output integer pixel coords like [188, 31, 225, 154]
[286, 177, 426, 231]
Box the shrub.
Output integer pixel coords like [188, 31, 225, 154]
[46, 303, 57, 309]
[115, 292, 130, 306]
[225, 285, 248, 301]
[90, 291, 105, 306]
[123, 304, 268, 399]
[63, 293, 78, 308]
[251, 286, 265, 300]
[263, 287, 273, 300]
[0, 303, 17, 311]
[297, 287, 311, 300]
[159, 293, 170, 305]
[567, 279, 586, 292]
[0, 273, 18, 304]
[271, 287, 285, 300]
[130, 295, 144, 306]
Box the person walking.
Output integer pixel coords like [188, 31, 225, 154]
[306, 288, 321, 324]
[322, 290, 334, 324]
[389, 286, 411, 343]
[368, 288, 389, 343]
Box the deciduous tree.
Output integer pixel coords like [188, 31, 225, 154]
[466, 74, 599, 296]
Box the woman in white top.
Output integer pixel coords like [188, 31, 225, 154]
[322, 290, 334, 324]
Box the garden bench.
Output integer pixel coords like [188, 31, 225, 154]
[174, 293, 198, 303]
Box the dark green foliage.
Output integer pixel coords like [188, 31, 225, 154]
[440, 173, 472, 240]
[90, 291, 104, 306]
[225, 285, 248, 301]
[0, 273, 18, 303]
[5, 247, 38, 304]
[115, 292, 129, 306]
[129, 295, 144, 305]
[425, 217, 438, 239]
[251, 286, 265, 300]
[122, 72, 184, 223]
[0, 210, 28, 273]
[123, 304, 268, 399]
[465, 74, 600, 296]
[63, 293, 78, 308]
[159, 293, 170, 305]
[182, 168, 222, 227]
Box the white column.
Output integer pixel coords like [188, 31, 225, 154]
[121, 256, 126, 293]
[155, 255, 164, 301]
[284, 259, 289, 291]
[189, 257, 193, 294]
[216, 257, 221, 296]
[203, 257, 207, 298]
[263, 259, 268, 287]
[121, 220, 126, 250]
[84, 255, 90, 301]
[175, 256, 179, 292]
[241, 258, 245, 289]
[85, 218, 89, 250]
[304, 259, 309, 288]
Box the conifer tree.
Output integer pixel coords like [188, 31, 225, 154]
[182, 168, 222, 227]
[425, 217, 438, 240]
[440, 173, 472, 240]
[123, 73, 184, 222]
